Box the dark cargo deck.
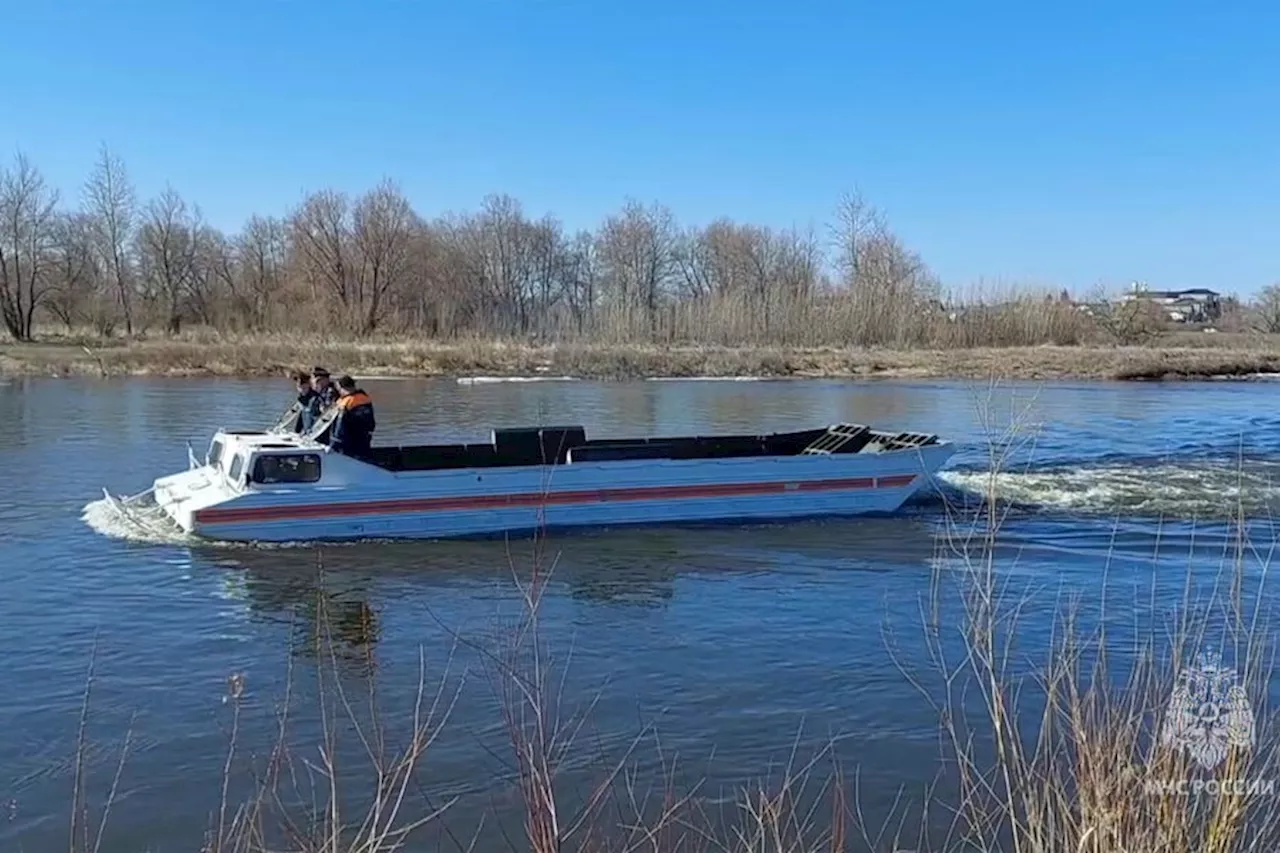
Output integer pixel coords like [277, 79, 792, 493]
[359, 424, 940, 473]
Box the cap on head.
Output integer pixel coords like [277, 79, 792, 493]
[337, 374, 356, 391]
[312, 366, 330, 379]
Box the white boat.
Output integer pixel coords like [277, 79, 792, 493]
[103, 409, 957, 542]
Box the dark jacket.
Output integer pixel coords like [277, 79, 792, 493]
[330, 389, 375, 456]
[316, 383, 340, 410]
[296, 388, 324, 432]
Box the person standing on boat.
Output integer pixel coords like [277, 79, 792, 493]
[293, 371, 324, 433]
[312, 366, 340, 410]
[329, 375, 376, 457]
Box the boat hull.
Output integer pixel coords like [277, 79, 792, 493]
[187, 446, 954, 542]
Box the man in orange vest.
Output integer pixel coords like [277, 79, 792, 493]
[329, 375, 376, 457]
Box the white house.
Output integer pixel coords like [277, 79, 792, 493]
[1122, 283, 1221, 323]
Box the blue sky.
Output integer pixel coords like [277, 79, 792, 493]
[1, 0, 1276, 295]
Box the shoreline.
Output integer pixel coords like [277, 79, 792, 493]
[3, 337, 1280, 382]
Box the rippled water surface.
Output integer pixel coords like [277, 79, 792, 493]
[2, 375, 1279, 851]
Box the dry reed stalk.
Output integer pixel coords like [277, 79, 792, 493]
[66, 635, 135, 853]
[896, 387, 1280, 853]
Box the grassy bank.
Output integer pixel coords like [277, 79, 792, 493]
[5, 331, 1280, 381]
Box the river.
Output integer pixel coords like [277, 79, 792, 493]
[1, 374, 1278, 852]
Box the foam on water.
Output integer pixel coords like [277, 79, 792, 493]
[645, 376, 765, 382]
[81, 496, 198, 546]
[456, 375, 580, 385]
[939, 460, 1280, 519]
[80, 497, 374, 550]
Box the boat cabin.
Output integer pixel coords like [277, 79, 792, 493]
[206, 435, 325, 488]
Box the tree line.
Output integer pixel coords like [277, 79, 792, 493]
[1, 147, 1266, 349]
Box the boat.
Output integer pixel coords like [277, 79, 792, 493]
[102, 408, 957, 542]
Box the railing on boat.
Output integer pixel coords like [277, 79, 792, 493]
[303, 406, 341, 441]
[267, 401, 343, 441]
[268, 402, 303, 434]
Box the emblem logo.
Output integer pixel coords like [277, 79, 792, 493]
[1160, 651, 1255, 771]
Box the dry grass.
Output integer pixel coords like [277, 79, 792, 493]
[4, 328, 1280, 381]
[899, 398, 1280, 853]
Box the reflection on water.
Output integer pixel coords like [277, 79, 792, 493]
[222, 553, 384, 673]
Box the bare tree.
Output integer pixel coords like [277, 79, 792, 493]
[0, 153, 60, 340]
[442, 195, 555, 336]
[351, 180, 417, 332]
[185, 220, 227, 328]
[233, 215, 288, 329]
[560, 230, 598, 336]
[1254, 284, 1280, 333]
[291, 188, 353, 321]
[676, 219, 758, 300]
[474, 194, 536, 334]
[45, 212, 101, 331]
[136, 186, 198, 334]
[1086, 285, 1165, 344]
[595, 200, 680, 339]
[409, 217, 485, 336]
[84, 146, 137, 335]
[831, 190, 886, 292]
[9, 149, 1186, 352]
[671, 220, 823, 343]
[527, 214, 570, 338]
[830, 190, 938, 345]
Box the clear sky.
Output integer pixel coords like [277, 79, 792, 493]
[1, 0, 1276, 296]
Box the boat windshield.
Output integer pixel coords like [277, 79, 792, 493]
[208, 437, 224, 468]
[251, 453, 322, 485]
[227, 453, 244, 485]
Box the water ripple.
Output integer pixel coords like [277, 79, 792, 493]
[3, 376, 1279, 852]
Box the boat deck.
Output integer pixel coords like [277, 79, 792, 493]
[358, 424, 940, 473]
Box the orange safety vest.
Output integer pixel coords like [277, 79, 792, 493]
[337, 390, 372, 410]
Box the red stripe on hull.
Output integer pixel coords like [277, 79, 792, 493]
[194, 474, 919, 525]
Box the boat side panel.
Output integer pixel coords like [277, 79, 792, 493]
[218, 445, 948, 505]
[195, 448, 947, 515]
[191, 444, 953, 541]
[194, 479, 924, 541]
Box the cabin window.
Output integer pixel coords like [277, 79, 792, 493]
[227, 453, 244, 484]
[208, 438, 224, 468]
[250, 453, 322, 485]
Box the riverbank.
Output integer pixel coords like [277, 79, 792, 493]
[3, 333, 1280, 381]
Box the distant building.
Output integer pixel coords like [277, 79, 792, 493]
[1122, 284, 1221, 323]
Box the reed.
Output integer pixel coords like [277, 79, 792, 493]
[197, 578, 464, 853]
[900, 391, 1280, 853]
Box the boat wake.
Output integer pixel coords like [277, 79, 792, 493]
[82, 496, 197, 545]
[81, 497, 333, 550]
[938, 459, 1280, 519]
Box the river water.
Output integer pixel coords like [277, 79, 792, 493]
[2, 375, 1279, 851]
